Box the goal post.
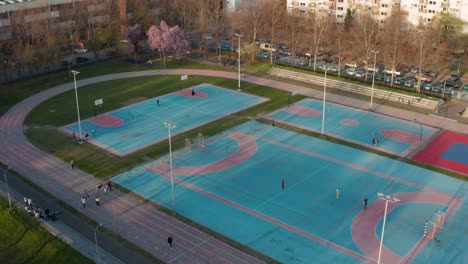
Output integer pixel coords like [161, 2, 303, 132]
[185, 133, 205, 152]
[424, 210, 446, 239]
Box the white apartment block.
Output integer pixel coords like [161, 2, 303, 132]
[287, 0, 468, 31]
[403, 0, 468, 31]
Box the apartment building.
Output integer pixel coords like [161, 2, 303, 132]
[287, 0, 468, 31]
[287, 0, 401, 23]
[403, 0, 468, 31]
[0, 0, 128, 41]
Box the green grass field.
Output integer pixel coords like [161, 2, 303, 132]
[0, 198, 92, 264]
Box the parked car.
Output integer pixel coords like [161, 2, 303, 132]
[431, 82, 443, 93]
[260, 43, 277, 52]
[394, 77, 403, 85]
[345, 62, 358, 68]
[346, 68, 356, 76]
[449, 72, 464, 82]
[384, 69, 401, 76]
[322, 57, 334, 63]
[354, 70, 365, 78]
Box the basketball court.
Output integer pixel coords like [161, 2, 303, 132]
[266, 99, 439, 157]
[62, 84, 267, 156]
[111, 121, 466, 264]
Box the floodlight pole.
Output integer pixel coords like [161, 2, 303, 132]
[164, 122, 176, 214]
[377, 193, 400, 264]
[321, 69, 327, 135]
[235, 33, 242, 91]
[94, 223, 102, 264]
[71, 70, 83, 142]
[370, 50, 379, 109]
[3, 166, 11, 209]
[412, 118, 423, 141]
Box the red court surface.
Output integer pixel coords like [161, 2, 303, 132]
[412, 130, 468, 175]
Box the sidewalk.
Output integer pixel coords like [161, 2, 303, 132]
[0, 169, 125, 264]
[0, 69, 466, 264]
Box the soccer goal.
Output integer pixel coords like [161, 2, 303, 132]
[424, 210, 446, 239]
[185, 133, 205, 152]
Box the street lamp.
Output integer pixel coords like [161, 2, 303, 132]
[234, 32, 242, 91]
[164, 122, 176, 214]
[94, 223, 103, 264]
[3, 166, 11, 209]
[377, 193, 400, 264]
[376, 192, 400, 264]
[321, 69, 327, 135]
[412, 118, 423, 141]
[71, 70, 83, 142]
[370, 50, 379, 109]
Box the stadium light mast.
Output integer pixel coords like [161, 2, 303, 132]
[234, 32, 242, 91]
[377, 192, 400, 264]
[164, 122, 176, 214]
[71, 70, 83, 142]
[321, 69, 327, 135]
[412, 118, 423, 141]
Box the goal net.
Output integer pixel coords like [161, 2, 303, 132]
[185, 133, 205, 152]
[424, 210, 445, 239]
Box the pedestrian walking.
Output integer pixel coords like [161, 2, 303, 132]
[103, 184, 108, 193]
[84, 130, 89, 141]
[191, 89, 195, 96]
[336, 188, 341, 199]
[84, 189, 90, 199]
[95, 196, 100, 206]
[167, 236, 173, 248]
[157, 99, 160, 106]
[24, 196, 28, 206]
[91, 129, 96, 136]
[70, 160, 74, 169]
[106, 181, 112, 192]
[27, 197, 33, 209]
[72, 131, 76, 142]
[81, 196, 87, 207]
[363, 196, 368, 210]
[281, 179, 285, 191]
[45, 208, 50, 220]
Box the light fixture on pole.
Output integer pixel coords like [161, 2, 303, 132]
[412, 118, 423, 141]
[71, 70, 83, 142]
[376, 192, 400, 264]
[94, 223, 103, 264]
[321, 69, 327, 135]
[234, 32, 242, 91]
[164, 122, 176, 214]
[3, 166, 11, 209]
[370, 50, 379, 109]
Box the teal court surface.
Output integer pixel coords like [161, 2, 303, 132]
[112, 121, 466, 264]
[63, 84, 267, 156]
[266, 99, 439, 156]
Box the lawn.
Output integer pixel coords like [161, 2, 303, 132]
[25, 74, 304, 178]
[0, 56, 224, 117]
[0, 198, 93, 264]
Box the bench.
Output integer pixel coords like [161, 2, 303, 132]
[268, 68, 439, 110]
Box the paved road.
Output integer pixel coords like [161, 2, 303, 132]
[0, 69, 467, 264]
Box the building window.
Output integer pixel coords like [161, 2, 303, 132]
[381, 12, 387, 15]
[338, 0, 344, 2]
[300, 2, 305, 6]
[338, 7, 344, 10]
[337, 15, 343, 18]
[382, 4, 388, 7]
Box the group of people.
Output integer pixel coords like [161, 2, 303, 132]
[23, 196, 56, 221]
[81, 181, 112, 208]
[72, 129, 96, 143]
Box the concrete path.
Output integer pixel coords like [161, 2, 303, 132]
[0, 69, 466, 264]
[0, 177, 123, 264]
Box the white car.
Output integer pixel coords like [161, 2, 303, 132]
[345, 62, 358, 68]
[74, 48, 88, 53]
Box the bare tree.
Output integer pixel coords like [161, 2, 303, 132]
[304, 13, 329, 71]
[230, 1, 266, 61]
[381, 11, 412, 86]
[263, 0, 284, 64]
[347, 12, 381, 80]
[283, 12, 306, 64]
[409, 25, 445, 93]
